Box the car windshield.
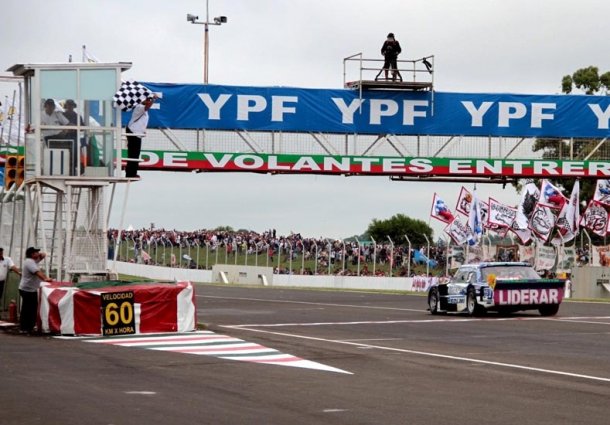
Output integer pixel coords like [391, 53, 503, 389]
[480, 265, 540, 281]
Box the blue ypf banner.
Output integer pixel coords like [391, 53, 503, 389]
[133, 82, 610, 139]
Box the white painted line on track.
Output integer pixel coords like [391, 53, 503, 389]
[199, 295, 425, 312]
[339, 338, 403, 342]
[222, 325, 610, 384]
[553, 319, 610, 326]
[230, 315, 610, 328]
[228, 316, 552, 328]
[547, 316, 610, 325]
[230, 318, 479, 327]
[558, 316, 610, 320]
[125, 391, 156, 395]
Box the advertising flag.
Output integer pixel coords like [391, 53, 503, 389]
[480, 200, 490, 228]
[555, 180, 580, 243]
[535, 245, 557, 271]
[528, 203, 557, 242]
[468, 189, 483, 245]
[538, 179, 568, 210]
[512, 182, 539, 244]
[593, 180, 610, 207]
[430, 193, 455, 224]
[455, 186, 472, 216]
[444, 217, 470, 245]
[488, 198, 517, 229]
[580, 199, 609, 237]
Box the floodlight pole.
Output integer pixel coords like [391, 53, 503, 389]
[287, 241, 293, 275]
[371, 236, 377, 276]
[204, 3, 209, 84]
[356, 238, 362, 276]
[187, 0, 227, 84]
[404, 234, 412, 277]
[387, 236, 394, 277]
[423, 234, 431, 277]
[301, 241, 305, 274]
[341, 240, 346, 274]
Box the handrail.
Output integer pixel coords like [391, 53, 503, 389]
[343, 54, 434, 86]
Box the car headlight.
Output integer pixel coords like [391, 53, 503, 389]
[447, 285, 466, 295]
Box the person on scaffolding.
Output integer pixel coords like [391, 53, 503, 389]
[381, 33, 402, 82]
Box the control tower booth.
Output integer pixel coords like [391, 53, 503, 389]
[7, 62, 132, 282]
[8, 62, 131, 180]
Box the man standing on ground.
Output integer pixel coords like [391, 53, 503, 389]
[0, 247, 21, 305]
[18, 247, 52, 334]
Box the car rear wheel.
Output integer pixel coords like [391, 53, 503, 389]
[539, 304, 560, 316]
[428, 288, 440, 315]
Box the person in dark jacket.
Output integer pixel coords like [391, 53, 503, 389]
[381, 33, 402, 81]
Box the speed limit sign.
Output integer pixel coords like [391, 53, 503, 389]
[101, 291, 135, 336]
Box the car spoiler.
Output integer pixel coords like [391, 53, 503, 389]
[493, 278, 565, 290]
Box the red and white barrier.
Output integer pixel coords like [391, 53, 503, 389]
[39, 281, 196, 335]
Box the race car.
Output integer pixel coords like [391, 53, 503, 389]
[427, 262, 565, 316]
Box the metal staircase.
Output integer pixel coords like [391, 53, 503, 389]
[28, 182, 105, 282]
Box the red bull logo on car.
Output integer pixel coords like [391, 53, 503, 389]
[494, 288, 563, 305]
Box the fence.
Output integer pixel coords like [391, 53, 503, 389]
[108, 236, 442, 277]
[107, 232, 585, 278]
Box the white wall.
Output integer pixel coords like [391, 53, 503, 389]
[110, 260, 422, 292]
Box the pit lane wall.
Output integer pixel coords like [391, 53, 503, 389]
[571, 267, 610, 299]
[111, 261, 429, 292]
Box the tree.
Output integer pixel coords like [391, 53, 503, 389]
[562, 66, 610, 95]
[366, 213, 434, 247]
[214, 225, 234, 232]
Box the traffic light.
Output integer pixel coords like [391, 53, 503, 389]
[4, 155, 24, 189]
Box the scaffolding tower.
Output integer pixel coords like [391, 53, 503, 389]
[8, 62, 132, 282]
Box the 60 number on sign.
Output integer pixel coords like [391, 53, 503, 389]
[101, 291, 136, 336]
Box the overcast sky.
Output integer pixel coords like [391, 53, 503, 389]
[2, 0, 609, 239]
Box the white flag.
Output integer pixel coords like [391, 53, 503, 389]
[82, 45, 99, 63]
[488, 198, 517, 229]
[580, 200, 608, 237]
[468, 189, 482, 245]
[528, 203, 557, 242]
[444, 217, 470, 245]
[455, 186, 472, 216]
[593, 180, 610, 207]
[480, 200, 490, 228]
[555, 180, 580, 243]
[512, 182, 538, 244]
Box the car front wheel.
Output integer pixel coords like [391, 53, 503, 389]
[466, 288, 478, 316]
[428, 288, 440, 315]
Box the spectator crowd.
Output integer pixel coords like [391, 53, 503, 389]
[108, 227, 447, 276]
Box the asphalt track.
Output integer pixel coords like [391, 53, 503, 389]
[2, 284, 610, 425]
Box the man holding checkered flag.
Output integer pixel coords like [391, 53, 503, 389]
[113, 81, 157, 178]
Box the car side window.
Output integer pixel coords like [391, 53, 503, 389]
[453, 270, 466, 282]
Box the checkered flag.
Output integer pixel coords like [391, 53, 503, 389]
[113, 80, 152, 111]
